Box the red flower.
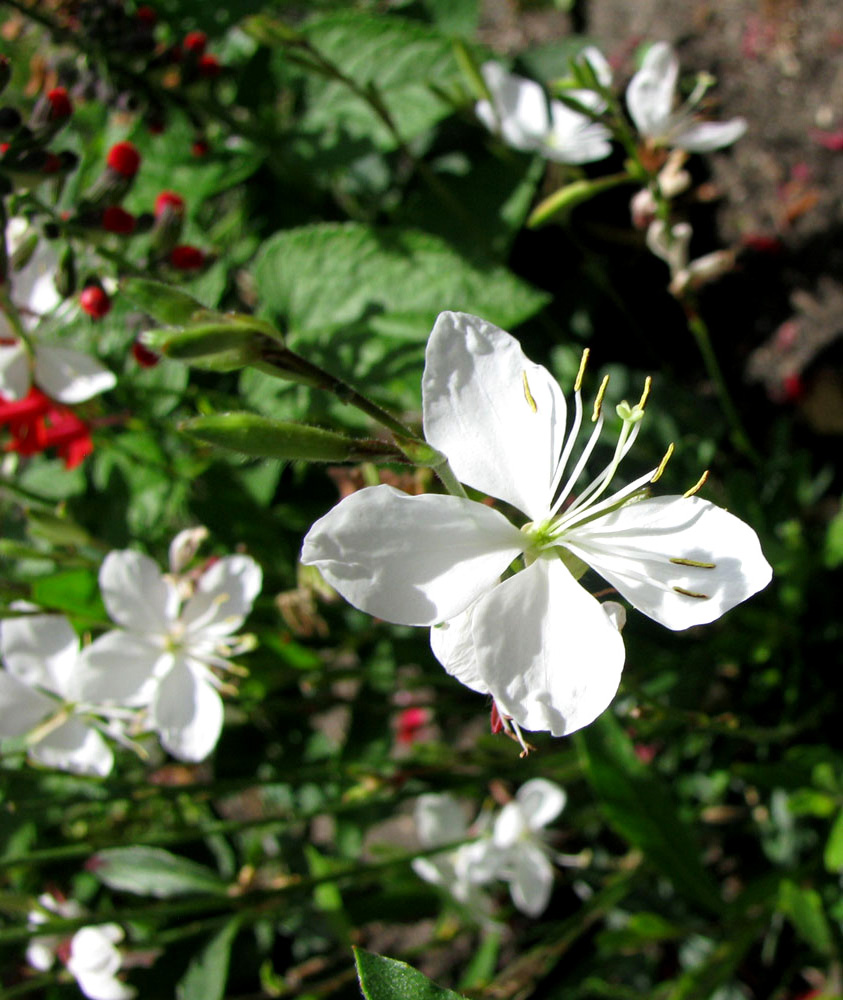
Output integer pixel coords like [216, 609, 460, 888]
[102, 205, 136, 234]
[198, 54, 221, 79]
[0, 389, 93, 469]
[106, 141, 141, 178]
[154, 190, 186, 218]
[170, 244, 205, 271]
[183, 31, 207, 55]
[47, 87, 73, 120]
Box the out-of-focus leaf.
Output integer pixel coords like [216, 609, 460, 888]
[176, 918, 241, 1000]
[777, 879, 834, 955]
[90, 846, 228, 898]
[31, 569, 103, 620]
[824, 811, 843, 871]
[121, 279, 207, 327]
[576, 712, 723, 915]
[354, 948, 467, 1000]
[824, 503, 843, 568]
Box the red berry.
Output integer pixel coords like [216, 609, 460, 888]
[191, 139, 209, 157]
[132, 340, 160, 368]
[198, 54, 220, 78]
[169, 244, 205, 270]
[80, 285, 112, 319]
[106, 141, 141, 178]
[154, 190, 185, 217]
[102, 205, 136, 234]
[47, 86, 73, 120]
[183, 30, 207, 55]
[136, 4, 157, 25]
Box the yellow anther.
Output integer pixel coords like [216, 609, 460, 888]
[683, 469, 709, 498]
[650, 442, 674, 483]
[522, 371, 537, 413]
[637, 375, 652, 411]
[670, 557, 716, 569]
[673, 585, 710, 600]
[574, 348, 590, 393]
[592, 374, 610, 422]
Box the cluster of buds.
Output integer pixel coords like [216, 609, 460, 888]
[0, 388, 93, 468]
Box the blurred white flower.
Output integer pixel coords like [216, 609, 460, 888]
[79, 544, 262, 761]
[627, 42, 746, 151]
[302, 312, 772, 738]
[0, 613, 120, 775]
[492, 778, 567, 916]
[476, 51, 613, 164]
[0, 219, 115, 403]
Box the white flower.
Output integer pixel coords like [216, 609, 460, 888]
[492, 778, 567, 916]
[0, 219, 115, 403]
[0, 613, 117, 775]
[67, 925, 135, 1000]
[627, 42, 746, 152]
[26, 892, 84, 972]
[78, 547, 262, 762]
[302, 311, 772, 738]
[476, 51, 613, 165]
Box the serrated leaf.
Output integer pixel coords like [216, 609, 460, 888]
[91, 846, 228, 898]
[254, 222, 549, 338]
[576, 713, 723, 915]
[354, 948, 468, 1000]
[176, 918, 241, 1000]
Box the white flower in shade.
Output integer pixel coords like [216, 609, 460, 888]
[302, 311, 772, 738]
[67, 925, 135, 1000]
[476, 50, 613, 164]
[492, 778, 566, 916]
[0, 219, 115, 403]
[78, 546, 262, 762]
[626, 42, 746, 152]
[411, 793, 499, 914]
[0, 614, 118, 776]
[26, 892, 84, 973]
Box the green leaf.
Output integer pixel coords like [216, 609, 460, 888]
[824, 811, 843, 871]
[576, 713, 723, 915]
[777, 879, 834, 956]
[176, 918, 241, 1000]
[90, 846, 228, 898]
[121, 279, 207, 327]
[824, 503, 843, 568]
[254, 222, 549, 337]
[354, 948, 468, 1000]
[31, 569, 103, 620]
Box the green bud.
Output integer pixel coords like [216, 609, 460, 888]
[141, 324, 266, 371]
[54, 243, 77, 298]
[182, 412, 400, 463]
[10, 231, 38, 271]
[528, 174, 633, 228]
[27, 510, 93, 547]
[393, 435, 447, 468]
[121, 277, 206, 326]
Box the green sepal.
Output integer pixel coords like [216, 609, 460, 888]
[141, 324, 266, 371]
[182, 412, 401, 463]
[121, 278, 207, 326]
[393, 435, 447, 468]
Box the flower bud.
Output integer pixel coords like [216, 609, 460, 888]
[106, 141, 141, 178]
[102, 205, 136, 234]
[80, 283, 112, 319]
[183, 30, 207, 55]
[169, 244, 205, 271]
[168, 525, 208, 573]
[54, 243, 77, 297]
[141, 323, 265, 370]
[198, 54, 221, 79]
[131, 339, 160, 368]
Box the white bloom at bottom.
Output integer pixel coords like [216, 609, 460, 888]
[67, 925, 135, 1000]
[302, 312, 772, 738]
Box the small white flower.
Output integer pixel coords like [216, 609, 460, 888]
[627, 42, 746, 152]
[79, 546, 262, 762]
[0, 613, 117, 775]
[67, 925, 135, 1000]
[0, 219, 115, 403]
[476, 52, 613, 165]
[26, 892, 83, 972]
[302, 312, 772, 738]
[492, 778, 567, 916]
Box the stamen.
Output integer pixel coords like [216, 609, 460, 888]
[549, 412, 604, 517]
[592, 374, 610, 422]
[574, 348, 590, 393]
[522, 371, 537, 413]
[650, 442, 674, 483]
[673, 586, 709, 599]
[683, 469, 709, 498]
[549, 378, 585, 500]
[637, 375, 652, 411]
[670, 557, 716, 569]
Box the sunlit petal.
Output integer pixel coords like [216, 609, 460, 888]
[626, 41, 678, 138]
[99, 550, 180, 632]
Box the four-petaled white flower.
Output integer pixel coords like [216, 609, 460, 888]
[490, 778, 566, 916]
[78, 548, 262, 762]
[302, 311, 772, 738]
[476, 49, 613, 165]
[0, 219, 115, 403]
[627, 42, 746, 152]
[0, 613, 119, 776]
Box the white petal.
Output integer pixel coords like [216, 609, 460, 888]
[150, 659, 223, 762]
[508, 843, 555, 917]
[430, 604, 489, 695]
[74, 972, 135, 1000]
[99, 550, 180, 633]
[181, 554, 262, 637]
[0, 341, 32, 400]
[493, 800, 529, 848]
[515, 778, 567, 831]
[69, 926, 134, 1000]
[563, 494, 773, 631]
[477, 63, 550, 151]
[626, 41, 678, 139]
[76, 631, 162, 706]
[302, 485, 524, 626]
[472, 557, 626, 736]
[30, 718, 113, 776]
[34, 345, 116, 403]
[454, 838, 505, 885]
[0, 671, 53, 737]
[542, 104, 612, 164]
[0, 614, 79, 694]
[411, 856, 451, 888]
[578, 46, 612, 88]
[672, 117, 747, 151]
[414, 793, 468, 847]
[423, 312, 567, 521]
